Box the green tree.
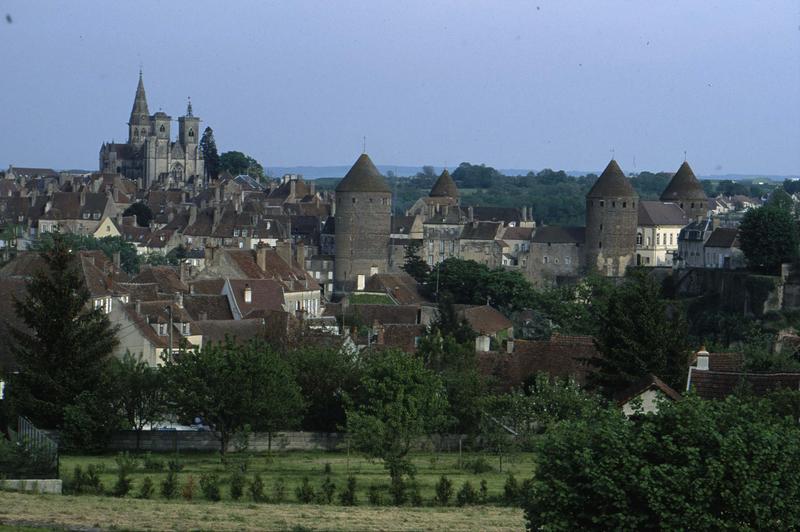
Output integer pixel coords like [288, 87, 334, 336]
[346, 349, 449, 491]
[162, 338, 303, 454]
[219, 151, 264, 179]
[199, 127, 220, 180]
[417, 328, 484, 434]
[8, 233, 119, 428]
[284, 346, 361, 432]
[524, 395, 800, 530]
[588, 271, 690, 397]
[739, 205, 800, 274]
[34, 233, 140, 275]
[110, 352, 167, 450]
[401, 241, 430, 284]
[122, 202, 153, 228]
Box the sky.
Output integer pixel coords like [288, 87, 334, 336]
[1, 1, 799, 176]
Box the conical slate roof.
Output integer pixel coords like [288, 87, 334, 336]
[660, 161, 706, 202]
[587, 160, 637, 198]
[335, 153, 391, 193]
[129, 71, 150, 125]
[429, 169, 459, 198]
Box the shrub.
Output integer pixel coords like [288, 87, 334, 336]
[464, 456, 493, 474]
[142, 453, 164, 472]
[503, 473, 520, 505]
[167, 458, 184, 472]
[295, 477, 316, 503]
[182, 475, 197, 501]
[137, 477, 154, 499]
[389, 475, 406, 506]
[67, 464, 105, 495]
[248, 474, 266, 502]
[229, 470, 245, 501]
[318, 476, 336, 504]
[456, 481, 478, 506]
[200, 473, 221, 501]
[272, 477, 286, 503]
[323, 462, 332, 475]
[479, 479, 489, 504]
[434, 475, 453, 506]
[112, 452, 138, 497]
[367, 484, 384, 506]
[339, 476, 358, 506]
[0, 436, 56, 479]
[160, 469, 179, 499]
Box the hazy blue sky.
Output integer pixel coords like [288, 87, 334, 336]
[1, 1, 798, 175]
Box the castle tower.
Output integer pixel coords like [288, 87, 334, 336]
[585, 159, 639, 276]
[334, 153, 392, 293]
[660, 161, 708, 221]
[429, 169, 460, 202]
[128, 71, 150, 145]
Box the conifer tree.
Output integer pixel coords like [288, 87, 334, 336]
[401, 241, 430, 284]
[200, 126, 220, 180]
[588, 271, 689, 397]
[8, 233, 119, 428]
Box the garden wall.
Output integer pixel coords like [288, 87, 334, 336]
[107, 431, 470, 453]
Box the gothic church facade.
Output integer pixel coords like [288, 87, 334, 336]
[99, 72, 204, 189]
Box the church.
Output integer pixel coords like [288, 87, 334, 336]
[99, 72, 204, 189]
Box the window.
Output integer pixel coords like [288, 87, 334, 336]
[623, 202, 627, 208]
[637, 233, 643, 245]
[565, 256, 571, 265]
[645, 257, 651, 265]
[543, 256, 549, 264]
[600, 200, 605, 207]
[83, 212, 90, 219]
[612, 201, 616, 208]
[189, 129, 194, 138]
[93, 212, 100, 220]
[352, 197, 357, 204]
[160, 125, 165, 132]
[181, 323, 190, 335]
[382, 198, 388, 205]
[669, 234, 673, 245]
[656, 234, 660, 245]
[440, 240, 445, 253]
[599, 241, 602, 249]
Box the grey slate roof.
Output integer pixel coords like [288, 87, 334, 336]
[660, 161, 707, 202]
[429, 169, 459, 198]
[637, 201, 689, 226]
[704, 228, 739, 248]
[461, 221, 502, 240]
[587, 159, 637, 198]
[335, 153, 391, 193]
[532, 226, 586, 244]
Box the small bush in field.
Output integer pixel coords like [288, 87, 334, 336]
[229, 470, 245, 501]
[503, 473, 520, 505]
[434, 475, 453, 506]
[318, 476, 336, 504]
[161, 469, 179, 499]
[182, 475, 197, 501]
[295, 477, 316, 503]
[456, 481, 478, 506]
[479, 479, 489, 503]
[112, 452, 138, 497]
[200, 473, 221, 501]
[272, 477, 286, 503]
[137, 477, 154, 499]
[339, 476, 357, 506]
[367, 484, 384, 506]
[248, 474, 266, 502]
[142, 453, 164, 472]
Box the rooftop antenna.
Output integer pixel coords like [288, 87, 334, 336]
[684, 150, 687, 162]
[362, 136, 366, 154]
[633, 155, 637, 171]
[611, 148, 615, 160]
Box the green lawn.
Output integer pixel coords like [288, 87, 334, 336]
[60, 450, 534, 505]
[348, 293, 397, 305]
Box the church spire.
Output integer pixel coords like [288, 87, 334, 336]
[129, 70, 150, 125]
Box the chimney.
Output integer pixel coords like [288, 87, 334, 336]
[277, 240, 292, 266]
[188, 205, 197, 227]
[468, 206, 474, 221]
[506, 339, 515, 354]
[373, 320, 385, 345]
[180, 260, 189, 283]
[256, 242, 268, 272]
[695, 347, 709, 371]
[113, 185, 119, 202]
[80, 187, 87, 206]
[135, 299, 141, 315]
[176, 291, 184, 309]
[215, 185, 221, 203]
[244, 283, 252, 303]
[204, 245, 217, 265]
[212, 206, 221, 230]
[199, 311, 207, 321]
[289, 179, 296, 199]
[296, 242, 306, 268]
[113, 251, 121, 270]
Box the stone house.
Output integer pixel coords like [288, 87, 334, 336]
[635, 201, 689, 266]
[703, 228, 744, 269]
[527, 226, 584, 286]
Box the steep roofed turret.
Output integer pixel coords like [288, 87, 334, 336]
[587, 159, 636, 198]
[335, 153, 391, 193]
[429, 169, 459, 198]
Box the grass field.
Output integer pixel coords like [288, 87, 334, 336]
[0, 491, 525, 531]
[59, 450, 535, 504]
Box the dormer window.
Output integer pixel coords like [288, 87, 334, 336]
[93, 212, 100, 220]
[158, 323, 167, 336]
[181, 323, 190, 335]
[83, 212, 90, 219]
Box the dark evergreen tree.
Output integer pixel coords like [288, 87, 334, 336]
[8, 233, 119, 428]
[588, 271, 689, 397]
[200, 127, 220, 180]
[122, 202, 153, 228]
[401, 241, 430, 284]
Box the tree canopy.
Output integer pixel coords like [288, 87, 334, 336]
[524, 394, 800, 530]
[739, 205, 800, 274]
[122, 202, 153, 228]
[199, 127, 220, 180]
[219, 151, 264, 179]
[8, 233, 119, 428]
[162, 338, 303, 454]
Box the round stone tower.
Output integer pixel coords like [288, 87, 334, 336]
[585, 159, 639, 276]
[660, 160, 708, 222]
[334, 153, 392, 293]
